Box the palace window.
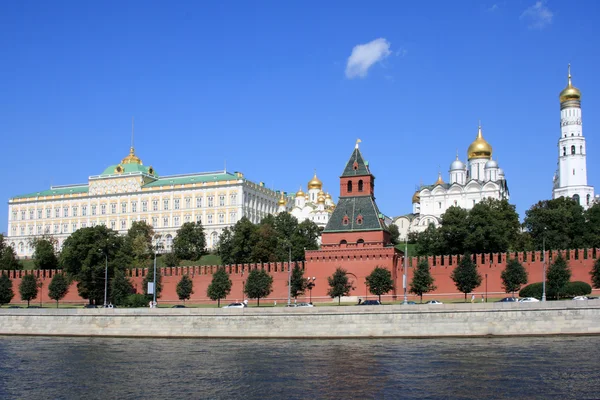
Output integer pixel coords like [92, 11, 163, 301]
[63, 207, 68, 217]
[121, 220, 126, 230]
[174, 199, 180, 210]
[163, 217, 169, 227]
[12, 211, 17, 220]
[20, 210, 25, 220]
[72, 223, 77, 232]
[55, 208, 60, 218]
[92, 205, 97, 216]
[196, 197, 202, 208]
[219, 195, 225, 206]
[81, 222, 87, 228]
[11, 226, 16, 235]
[121, 203, 127, 214]
[28, 226, 33, 235]
[218, 213, 224, 223]
[163, 199, 169, 210]
[53, 224, 59, 234]
[20, 226, 25, 235]
[110, 221, 116, 230]
[37, 226, 42, 234]
[152, 200, 158, 211]
[46, 209, 51, 218]
[196, 215, 202, 224]
[101, 204, 106, 215]
[230, 212, 236, 222]
[207, 214, 213, 224]
[141, 201, 147, 212]
[72, 206, 78, 217]
[111, 204, 117, 214]
[230, 194, 237, 206]
[132, 201, 137, 213]
[63, 223, 68, 233]
[29, 210, 34, 220]
[82, 206, 87, 216]
[152, 217, 157, 227]
[208, 196, 214, 207]
[184, 215, 191, 223]
[174, 216, 180, 227]
[185, 198, 191, 209]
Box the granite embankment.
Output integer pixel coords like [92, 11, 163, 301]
[1, 300, 599, 338]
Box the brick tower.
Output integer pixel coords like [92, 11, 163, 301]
[305, 141, 400, 300]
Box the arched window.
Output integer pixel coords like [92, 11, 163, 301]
[563, 147, 566, 156]
[347, 181, 353, 193]
[571, 145, 576, 155]
[340, 240, 347, 247]
[356, 214, 363, 225]
[358, 180, 364, 192]
[580, 145, 583, 154]
[587, 194, 591, 205]
[573, 194, 580, 205]
[357, 239, 364, 246]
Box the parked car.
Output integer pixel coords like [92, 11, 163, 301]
[425, 300, 443, 305]
[519, 297, 540, 302]
[295, 302, 314, 307]
[83, 304, 98, 308]
[498, 297, 518, 302]
[573, 296, 588, 301]
[358, 300, 381, 306]
[404, 301, 417, 305]
[223, 303, 246, 308]
[172, 305, 186, 308]
[7, 306, 22, 309]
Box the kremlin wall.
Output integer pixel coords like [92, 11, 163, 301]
[2, 248, 599, 306]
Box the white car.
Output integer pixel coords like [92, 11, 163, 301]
[295, 302, 314, 307]
[519, 297, 540, 302]
[573, 296, 588, 301]
[425, 300, 443, 305]
[222, 303, 247, 308]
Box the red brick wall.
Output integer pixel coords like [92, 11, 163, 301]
[2, 249, 599, 305]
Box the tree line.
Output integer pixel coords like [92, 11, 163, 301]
[410, 198, 600, 256]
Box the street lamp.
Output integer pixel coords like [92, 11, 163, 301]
[307, 277, 316, 304]
[403, 236, 408, 304]
[98, 248, 109, 307]
[241, 268, 245, 301]
[485, 273, 488, 303]
[287, 243, 292, 306]
[542, 233, 547, 302]
[152, 238, 163, 307]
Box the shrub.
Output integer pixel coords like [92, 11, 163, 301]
[519, 282, 543, 298]
[563, 281, 592, 297]
[519, 281, 592, 299]
[126, 294, 149, 307]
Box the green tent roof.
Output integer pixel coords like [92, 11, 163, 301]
[11, 185, 89, 200]
[100, 163, 157, 176]
[143, 172, 240, 187]
[324, 196, 387, 232]
[341, 147, 370, 177]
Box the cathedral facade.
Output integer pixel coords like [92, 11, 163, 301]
[7, 146, 280, 257]
[393, 125, 509, 240]
[277, 173, 335, 229]
[552, 65, 595, 207]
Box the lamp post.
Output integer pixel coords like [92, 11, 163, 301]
[542, 234, 547, 302]
[152, 238, 162, 307]
[403, 236, 408, 304]
[485, 273, 488, 303]
[38, 282, 43, 308]
[98, 246, 109, 308]
[241, 268, 245, 301]
[307, 277, 316, 304]
[287, 244, 292, 306]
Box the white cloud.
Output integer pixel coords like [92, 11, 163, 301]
[520, 1, 553, 29]
[488, 4, 499, 12]
[345, 38, 391, 79]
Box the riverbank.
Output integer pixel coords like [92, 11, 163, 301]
[1, 300, 599, 338]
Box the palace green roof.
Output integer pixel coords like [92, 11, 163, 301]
[324, 196, 387, 232]
[143, 172, 240, 187]
[100, 163, 156, 176]
[11, 185, 89, 200]
[341, 147, 370, 177]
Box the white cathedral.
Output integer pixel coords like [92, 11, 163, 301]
[277, 173, 335, 229]
[393, 124, 509, 240]
[552, 65, 595, 207]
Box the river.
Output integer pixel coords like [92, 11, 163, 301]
[0, 336, 598, 399]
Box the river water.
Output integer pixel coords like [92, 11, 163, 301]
[0, 335, 599, 399]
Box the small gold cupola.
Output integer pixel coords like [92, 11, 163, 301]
[435, 172, 444, 185]
[121, 147, 143, 165]
[278, 192, 287, 206]
[467, 123, 493, 160]
[307, 172, 323, 190]
[559, 64, 581, 103]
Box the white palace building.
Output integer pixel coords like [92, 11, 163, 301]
[7, 146, 280, 258]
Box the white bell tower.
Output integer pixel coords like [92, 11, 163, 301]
[552, 65, 595, 208]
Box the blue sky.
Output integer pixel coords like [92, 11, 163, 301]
[2, 0, 600, 233]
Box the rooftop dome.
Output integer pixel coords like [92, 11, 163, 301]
[435, 172, 444, 185]
[485, 159, 498, 169]
[450, 154, 465, 171]
[278, 193, 286, 206]
[307, 173, 323, 190]
[467, 124, 493, 160]
[412, 191, 420, 204]
[559, 64, 581, 103]
[296, 187, 305, 197]
[121, 147, 143, 165]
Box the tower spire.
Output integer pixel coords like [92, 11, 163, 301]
[131, 116, 135, 149]
[568, 63, 572, 86]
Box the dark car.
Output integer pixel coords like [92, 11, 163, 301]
[498, 297, 518, 302]
[358, 300, 381, 306]
[172, 305, 186, 308]
[83, 304, 98, 308]
[7, 306, 22, 309]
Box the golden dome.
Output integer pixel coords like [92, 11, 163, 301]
[121, 147, 143, 165]
[467, 124, 492, 160]
[277, 192, 286, 206]
[435, 172, 444, 185]
[296, 186, 305, 197]
[317, 195, 325, 204]
[307, 172, 323, 190]
[325, 192, 332, 199]
[559, 64, 581, 103]
[412, 191, 420, 204]
[318, 189, 325, 198]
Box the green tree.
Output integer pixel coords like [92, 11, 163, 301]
[176, 275, 194, 304]
[524, 197, 587, 250]
[513, 230, 535, 252]
[207, 267, 232, 307]
[0, 245, 22, 270]
[547, 254, 571, 300]
[585, 203, 600, 248]
[451, 254, 482, 302]
[251, 222, 278, 262]
[244, 269, 273, 306]
[464, 199, 520, 254]
[125, 221, 154, 268]
[48, 273, 69, 308]
[110, 270, 134, 306]
[231, 217, 259, 264]
[365, 266, 394, 303]
[414, 224, 443, 256]
[217, 227, 235, 265]
[501, 258, 528, 297]
[438, 206, 469, 255]
[327, 267, 354, 305]
[0, 273, 14, 306]
[162, 252, 180, 267]
[410, 259, 437, 303]
[294, 219, 320, 258]
[388, 224, 400, 246]
[60, 225, 125, 305]
[173, 222, 206, 261]
[143, 266, 163, 300]
[32, 237, 59, 270]
[289, 264, 307, 299]
[591, 258, 600, 289]
[19, 273, 39, 307]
